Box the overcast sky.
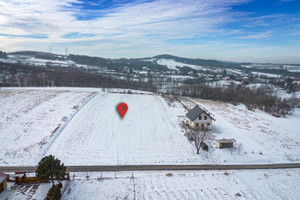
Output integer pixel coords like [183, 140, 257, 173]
[0, 0, 300, 63]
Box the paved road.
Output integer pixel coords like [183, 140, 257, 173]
[1, 163, 300, 172]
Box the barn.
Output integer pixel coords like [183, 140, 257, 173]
[185, 105, 215, 130]
[0, 172, 8, 194]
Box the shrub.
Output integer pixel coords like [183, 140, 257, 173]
[235, 192, 241, 197]
[166, 173, 173, 177]
[224, 172, 229, 176]
[45, 183, 62, 200]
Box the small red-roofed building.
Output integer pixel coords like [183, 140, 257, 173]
[0, 172, 8, 194]
[294, 81, 300, 91]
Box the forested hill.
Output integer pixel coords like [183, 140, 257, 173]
[3, 51, 300, 76]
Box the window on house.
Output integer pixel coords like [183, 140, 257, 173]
[204, 116, 207, 120]
[199, 116, 202, 120]
[196, 123, 199, 127]
[207, 123, 210, 126]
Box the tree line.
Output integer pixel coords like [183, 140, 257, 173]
[0, 62, 157, 91]
[166, 83, 299, 116]
[1, 61, 298, 116]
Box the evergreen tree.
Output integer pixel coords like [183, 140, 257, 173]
[36, 155, 66, 186]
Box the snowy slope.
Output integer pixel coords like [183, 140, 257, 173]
[185, 98, 300, 164]
[47, 92, 199, 165]
[1, 87, 299, 166]
[252, 71, 281, 78]
[0, 88, 96, 165]
[156, 59, 209, 71]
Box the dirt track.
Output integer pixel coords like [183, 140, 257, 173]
[1, 163, 300, 172]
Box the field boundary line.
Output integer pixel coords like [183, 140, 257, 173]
[41, 91, 100, 157]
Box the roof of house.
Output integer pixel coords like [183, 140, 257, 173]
[216, 139, 234, 143]
[186, 105, 215, 121]
[0, 172, 8, 184]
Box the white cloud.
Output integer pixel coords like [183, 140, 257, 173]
[0, 0, 299, 63]
[0, 0, 249, 41]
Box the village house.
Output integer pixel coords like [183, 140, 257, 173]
[171, 70, 177, 75]
[216, 74, 223, 79]
[187, 71, 194, 76]
[293, 81, 300, 91]
[185, 105, 215, 130]
[224, 76, 231, 82]
[242, 76, 249, 83]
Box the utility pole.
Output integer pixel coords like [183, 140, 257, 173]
[65, 48, 68, 57]
[65, 47, 68, 63]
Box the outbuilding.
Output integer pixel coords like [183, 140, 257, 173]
[0, 172, 8, 194]
[216, 139, 234, 148]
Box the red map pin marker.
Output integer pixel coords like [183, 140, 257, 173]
[118, 103, 128, 118]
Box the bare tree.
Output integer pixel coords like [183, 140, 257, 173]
[236, 143, 243, 154]
[187, 130, 210, 154]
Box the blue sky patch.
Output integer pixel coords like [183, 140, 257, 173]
[0, 33, 48, 39]
[68, 0, 153, 20]
[62, 32, 96, 39]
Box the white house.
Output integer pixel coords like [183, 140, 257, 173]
[185, 105, 215, 130]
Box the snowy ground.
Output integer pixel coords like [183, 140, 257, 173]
[251, 71, 281, 78]
[156, 58, 209, 71]
[0, 87, 299, 166]
[61, 169, 300, 200]
[0, 88, 96, 165]
[184, 98, 300, 164]
[1, 87, 300, 199]
[2, 170, 299, 200]
[46, 91, 199, 165]
[0, 180, 68, 200]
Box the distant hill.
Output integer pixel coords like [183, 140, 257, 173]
[152, 54, 241, 68]
[10, 51, 65, 61]
[8, 51, 241, 69]
[5, 51, 299, 77]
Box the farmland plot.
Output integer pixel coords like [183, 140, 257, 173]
[0, 88, 95, 165]
[61, 170, 300, 200]
[47, 92, 200, 165]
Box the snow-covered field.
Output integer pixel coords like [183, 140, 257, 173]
[185, 98, 300, 164]
[46, 91, 198, 165]
[0, 88, 96, 165]
[1, 87, 300, 199]
[1, 55, 97, 69]
[0, 87, 299, 166]
[61, 169, 300, 200]
[157, 59, 209, 71]
[2, 170, 299, 200]
[252, 71, 281, 78]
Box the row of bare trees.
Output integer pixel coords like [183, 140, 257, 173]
[0, 62, 157, 92]
[166, 84, 299, 116]
[1, 62, 298, 116]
